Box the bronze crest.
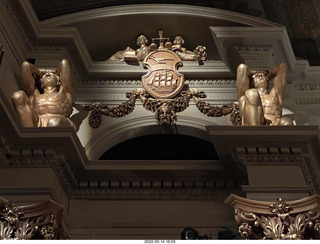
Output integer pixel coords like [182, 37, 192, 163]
[142, 50, 184, 99]
[83, 30, 236, 127]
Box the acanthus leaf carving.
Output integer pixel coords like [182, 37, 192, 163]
[233, 197, 320, 240]
[0, 200, 69, 240]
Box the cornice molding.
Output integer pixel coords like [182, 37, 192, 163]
[210, 26, 296, 71]
[80, 78, 237, 87]
[73, 79, 320, 107]
[294, 84, 320, 91]
[210, 26, 320, 80]
[239, 155, 304, 164]
[232, 142, 320, 195]
[0, 187, 59, 204]
[241, 185, 311, 194]
[225, 193, 320, 215]
[71, 188, 245, 200]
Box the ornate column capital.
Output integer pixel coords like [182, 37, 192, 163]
[0, 197, 69, 240]
[225, 194, 320, 240]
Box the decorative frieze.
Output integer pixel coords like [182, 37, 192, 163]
[236, 146, 304, 163]
[234, 45, 275, 70]
[294, 84, 320, 91]
[79, 79, 320, 94]
[234, 45, 274, 52]
[71, 187, 245, 200]
[187, 79, 236, 87]
[81, 79, 238, 87]
[238, 155, 304, 164]
[83, 79, 142, 86]
[1, 149, 245, 200]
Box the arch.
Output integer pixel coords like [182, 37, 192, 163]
[99, 133, 219, 160]
[42, 4, 280, 28]
[84, 115, 217, 160]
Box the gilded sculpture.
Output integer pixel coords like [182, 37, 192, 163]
[236, 63, 293, 126]
[86, 48, 235, 127]
[171, 35, 207, 62]
[107, 34, 150, 62]
[12, 59, 75, 129]
[0, 199, 69, 240]
[84, 92, 137, 128]
[139, 88, 234, 124]
[142, 49, 184, 99]
[107, 30, 207, 63]
[233, 197, 320, 240]
[84, 87, 236, 127]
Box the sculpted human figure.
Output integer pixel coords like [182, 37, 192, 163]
[134, 34, 150, 61]
[156, 102, 176, 124]
[171, 35, 196, 61]
[107, 34, 150, 62]
[236, 63, 293, 126]
[171, 36, 206, 61]
[12, 59, 75, 129]
[107, 46, 135, 62]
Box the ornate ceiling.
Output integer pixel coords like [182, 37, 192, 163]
[28, 0, 320, 66]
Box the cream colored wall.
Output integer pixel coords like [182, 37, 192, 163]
[66, 199, 236, 239]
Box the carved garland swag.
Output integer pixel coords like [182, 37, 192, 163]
[84, 88, 240, 128]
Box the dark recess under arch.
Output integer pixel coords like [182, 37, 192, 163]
[99, 134, 219, 160]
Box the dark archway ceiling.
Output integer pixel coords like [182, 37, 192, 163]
[29, 0, 320, 66]
[99, 134, 219, 160]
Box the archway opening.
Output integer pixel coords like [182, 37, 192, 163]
[99, 134, 218, 160]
